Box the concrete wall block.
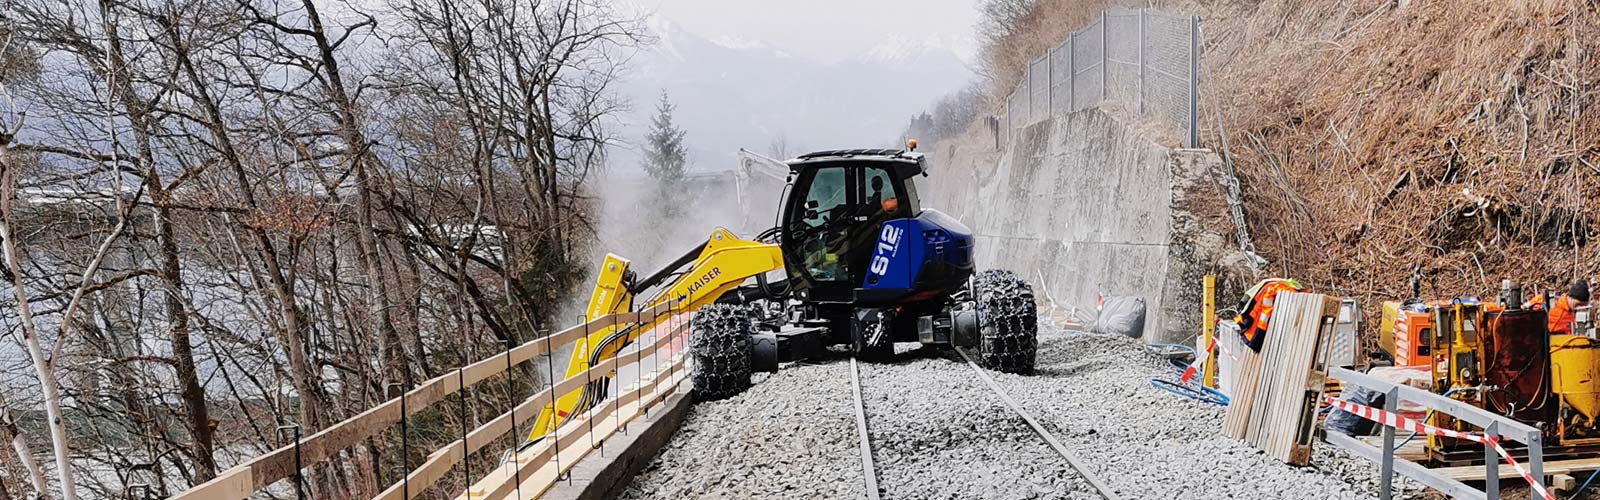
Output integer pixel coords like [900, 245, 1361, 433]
[930, 107, 1241, 345]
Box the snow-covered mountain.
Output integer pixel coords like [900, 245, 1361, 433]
[609, 18, 972, 173]
[857, 33, 968, 65]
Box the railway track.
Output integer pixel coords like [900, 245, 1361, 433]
[849, 350, 1123, 500]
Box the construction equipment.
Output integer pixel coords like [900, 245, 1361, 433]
[1329, 298, 1362, 369]
[1551, 334, 1600, 444]
[1575, 304, 1597, 339]
[1423, 281, 1581, 462]
[526, 147, 1038, 442]
[1380, 301, 1433, 367]
[1379, 267, 1431, 367]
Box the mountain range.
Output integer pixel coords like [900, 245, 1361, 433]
[608, 18, 974, 173]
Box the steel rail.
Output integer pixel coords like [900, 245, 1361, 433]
[954, 348, 1123, 500]
[848, 357, 883, 500]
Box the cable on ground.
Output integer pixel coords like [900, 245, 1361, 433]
[1146, 343, 1228, 406]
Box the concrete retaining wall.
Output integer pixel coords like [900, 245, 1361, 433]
[926, 109, 1240, 345]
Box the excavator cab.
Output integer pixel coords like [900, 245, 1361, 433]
[778, 149, 973, 307]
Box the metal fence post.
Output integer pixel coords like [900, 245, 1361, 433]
[1529, 432, 1544, 490]
[1188, 15, 1201, 148]
[1100, 10, 1108, 103]
[1044, 50, 1053, 115]
[1380, 387, 1397, 500]
[1067, 31, 1075, 111]
[1484, 422, 1500, 500]
[1137, 8, 1147, 114]
[1026, 65, 1034, 123]
[387, 381, 412, 498]
[277, 425, 304, 500]
[457, 367, 472, 485]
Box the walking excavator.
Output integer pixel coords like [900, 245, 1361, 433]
[527, 146, 1039, 442]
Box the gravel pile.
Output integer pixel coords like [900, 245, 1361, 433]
[987, 325, 1430, 500]
[618, 357, 862, 499]
[859, 346, 1100, 499]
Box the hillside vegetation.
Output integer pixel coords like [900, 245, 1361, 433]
[976, 0, 1598, 310]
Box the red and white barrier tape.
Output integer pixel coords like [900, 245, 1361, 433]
[1179, 335, 1215, 384]
[1323, 396, 1553, 500]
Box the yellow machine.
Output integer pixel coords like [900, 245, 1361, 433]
[524, 148, 1040, 444]
[527, 229, 784, 439]
[1421, 281, 1600, 461]
[1424, 300, 1492, 455]
[1427, 301, 1482, 397]
[1551, 334, 1600, 444]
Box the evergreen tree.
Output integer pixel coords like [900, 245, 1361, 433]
[643, 91, 688, 186]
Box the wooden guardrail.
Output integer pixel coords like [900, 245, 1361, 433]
[173, 300, 690, 499]
[454, 328, 690, 499]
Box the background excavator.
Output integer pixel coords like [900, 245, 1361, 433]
[528, 146, 1039, 442]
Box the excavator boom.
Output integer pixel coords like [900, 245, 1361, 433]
[528, 228, 783, 441]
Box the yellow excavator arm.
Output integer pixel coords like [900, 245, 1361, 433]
[528, 228, 784, 441]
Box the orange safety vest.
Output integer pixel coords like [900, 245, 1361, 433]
[1549, 295, 1579, 335]
[1234, 278, 1304, 352]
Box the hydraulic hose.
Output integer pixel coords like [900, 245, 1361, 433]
[1147, 343, 1229, 406]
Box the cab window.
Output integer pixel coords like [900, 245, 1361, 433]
[800, 167, 847, 230]
[785, 164, 914, 286]
[864, 167, 899, 214]
[793, 167, 850, 282]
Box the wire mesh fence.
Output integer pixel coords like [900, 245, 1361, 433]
[1003, 8, 1199, 147]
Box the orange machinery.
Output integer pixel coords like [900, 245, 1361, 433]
[1381, 301, 1433, 367]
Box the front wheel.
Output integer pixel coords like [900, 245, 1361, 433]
[690, 304, 754, 400]
[973, 269, 1038, 374]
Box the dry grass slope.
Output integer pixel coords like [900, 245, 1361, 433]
[979, 0, 1599, 340]
[1206, 0, 1598, 310]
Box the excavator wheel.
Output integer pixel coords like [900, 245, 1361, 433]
[689, 303, 755, 401]
[973, 269, 1038, 374]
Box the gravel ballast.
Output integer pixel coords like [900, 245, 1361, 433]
[621, 323, 1443, 500]
[859, 346, 1099, 499]
[618, 358, 863, 499]
[987, 325, 1429, 500]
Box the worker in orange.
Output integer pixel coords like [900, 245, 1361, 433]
[1543, 279, 1590, 335]
[1233, 278, 1304, 352]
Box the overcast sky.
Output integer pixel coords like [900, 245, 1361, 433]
[630, 0, 981, 63]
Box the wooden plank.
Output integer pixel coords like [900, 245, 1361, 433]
[1221, 292, 1337, 466]
[165, 466, 252, 500]
[1267, 294, 1316, 459]
[1222, 346, 1261, 438]
[172, 303, 683, 500]
[1254, 293, 1299, 460]
[1435, 456, 1600, 482]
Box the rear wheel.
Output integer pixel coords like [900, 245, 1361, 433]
[974, 269, 1038, 374]
[690, 304, 754, 400]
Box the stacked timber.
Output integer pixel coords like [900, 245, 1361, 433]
[1221, 291, 1341, 465]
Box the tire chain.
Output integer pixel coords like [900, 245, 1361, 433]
[689, 304, 755, 400]
[976, 269, 1038, 374]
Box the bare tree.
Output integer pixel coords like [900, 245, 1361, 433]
[0, 377, 45, 498]
[0, 0, 642, 496]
